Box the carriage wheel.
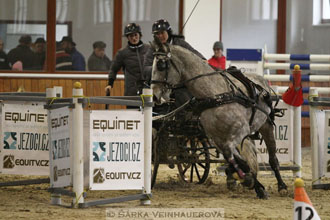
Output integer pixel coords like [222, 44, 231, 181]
[177, 138, 210, 184]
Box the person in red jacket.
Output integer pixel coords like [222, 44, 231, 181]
[208, 41, 226, 70]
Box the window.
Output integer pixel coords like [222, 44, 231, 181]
[322, 0, 330, 23]
[251, 0, 278, 21]
[122, 0, 179, 44]
[0, 0, 47, 71]
[56, 0, 114, 72]
[313, 0, 330, 25]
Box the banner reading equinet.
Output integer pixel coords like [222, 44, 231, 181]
[0, 103, 49, 175]
[89, 110, 144, 190]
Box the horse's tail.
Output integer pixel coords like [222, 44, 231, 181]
[237, 138, 259, 176]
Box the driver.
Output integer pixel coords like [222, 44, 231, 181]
[143, 19, 206, 106]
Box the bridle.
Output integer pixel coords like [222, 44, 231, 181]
[150, 49, 182, 90]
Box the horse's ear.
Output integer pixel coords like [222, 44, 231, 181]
[153, 36, 167, 52]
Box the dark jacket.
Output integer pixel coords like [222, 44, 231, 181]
[70, 47, 86, 71]
[0, 50, 10, 70]
[143, 35, 206, 82]
[34, 51, 46, 70]
[56, 49, 73, 70]
[88, 53, 112, 71]
[7, 45, 38, 70]
[108, 41, 150, 96]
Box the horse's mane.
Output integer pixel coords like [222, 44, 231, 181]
[168, 44, 214, 73]
[173, 44, 274, 98]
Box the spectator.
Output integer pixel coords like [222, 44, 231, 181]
[60, 36, 86, 71]
[55, 41, 73, 70]
[0, 38, 10, 70]
[87, 41, 112, 71]
[208, 41, 226, 70]
[105, 23, 150, 98]
[33, 37, 46, 70]
[7, 35, 38, 70]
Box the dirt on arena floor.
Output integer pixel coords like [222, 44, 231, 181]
[0, 147, 329, 220]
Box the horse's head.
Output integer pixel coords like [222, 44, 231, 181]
[150, 38, 182, 104]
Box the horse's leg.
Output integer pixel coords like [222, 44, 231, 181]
[225, 165, 237, 189]
[254, 177, 268, 199]
[218, 141, 256, 190]
[259, 122, 288, 193]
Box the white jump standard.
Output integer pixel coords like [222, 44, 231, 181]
[46, 83, 153, 208]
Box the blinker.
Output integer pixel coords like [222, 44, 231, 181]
[157, 59, 169, 71]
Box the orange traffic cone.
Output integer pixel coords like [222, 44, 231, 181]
[294, 178, 320, 220]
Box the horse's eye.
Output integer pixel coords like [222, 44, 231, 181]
[157, 59, 167, 71]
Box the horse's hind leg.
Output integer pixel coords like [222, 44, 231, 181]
[259, 122, 288, 193]
[254, 177, 268, 199]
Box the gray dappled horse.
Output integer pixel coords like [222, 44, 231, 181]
[150, 42, 287, 199]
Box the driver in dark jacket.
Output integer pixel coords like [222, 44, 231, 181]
[105, 23, 150, 97]
[143, 19, 206, 106]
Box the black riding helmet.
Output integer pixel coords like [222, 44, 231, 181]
[124, 23, 142, 36]
[152, 19, 172, 35]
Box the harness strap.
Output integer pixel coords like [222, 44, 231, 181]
[172, 71, 219, 89]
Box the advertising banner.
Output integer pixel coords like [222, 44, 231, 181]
[0, 103, 49, 175]
[256, 100, 293, 164]
[49, 107, 72, 188]
[89, 110, 144, 190]
[323, 111, 330, 177]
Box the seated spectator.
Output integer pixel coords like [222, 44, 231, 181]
[0, 38, 10, 70]
[7, 35, 38, 70]
[55, 41, 73, 70]
[88, 41, 112, 71]
[208, 41, 226, 70]
[33, 37, 46, 70]
[60, 36, 86, 71]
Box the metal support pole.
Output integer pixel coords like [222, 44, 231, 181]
[72, 82, 84, 207]
[47, 87, 62, 205]
[293, 106, 302, 177]
[309, 88, 320, 185]
[141, 88, 152, 205]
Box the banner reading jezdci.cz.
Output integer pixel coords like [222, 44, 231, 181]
[89, 110, 144, 190]
[0, 103, 49, 175]
[256, 100, 293, 164]
[49, 106, 72, 188]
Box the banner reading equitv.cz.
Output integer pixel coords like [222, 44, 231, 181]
[89, 110, 144, 190]
[0, 103, 49, 175]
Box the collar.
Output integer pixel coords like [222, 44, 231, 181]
[128, 41, 143, 49]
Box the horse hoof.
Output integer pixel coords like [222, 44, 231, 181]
[226, 179, 237, 190]
[279, 188, 288, 196]
[257, 190, 269, 200]
[278, 184, 288, 196]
